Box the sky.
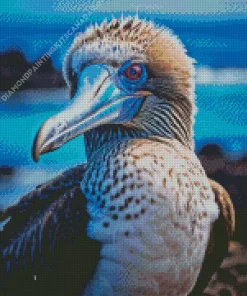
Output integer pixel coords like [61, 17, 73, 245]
[0, 0, 246, 17]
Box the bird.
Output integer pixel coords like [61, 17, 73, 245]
[0, 16, 237, 296]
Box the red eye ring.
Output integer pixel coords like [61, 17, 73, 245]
[124, 64, 142, 80]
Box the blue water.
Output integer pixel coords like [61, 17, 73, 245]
[0, 88, 86, 167]
[0, 85, 246, 208]
[1, 16, 247, 69]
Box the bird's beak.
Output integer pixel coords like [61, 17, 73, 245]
[32, 64, 148, 162]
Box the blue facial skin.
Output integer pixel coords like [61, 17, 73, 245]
[112, 61, 148, 123]
[73, 62, 148, 125]
[113, 96, 144, 123]
[118, 60, 148, 92]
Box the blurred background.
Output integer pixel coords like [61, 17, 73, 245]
[0, 0, 246, 244]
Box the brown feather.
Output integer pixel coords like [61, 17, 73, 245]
[189, 179, 235, 295]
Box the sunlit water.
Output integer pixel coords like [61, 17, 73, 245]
[0, 85, 246, 208]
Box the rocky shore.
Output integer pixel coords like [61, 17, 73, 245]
[0, 49, 65, 91]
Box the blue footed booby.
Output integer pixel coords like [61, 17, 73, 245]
[0, 17, 236, 296]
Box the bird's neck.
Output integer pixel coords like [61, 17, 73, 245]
[84, 92, 195, 158]
[84, 122, 193, 160]
[130, 95, 195, 151]
[84, 125, 148, 158]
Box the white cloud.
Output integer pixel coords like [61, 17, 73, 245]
[196, 67, 247, 84]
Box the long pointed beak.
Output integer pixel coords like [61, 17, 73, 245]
[32, 65, 146, 162]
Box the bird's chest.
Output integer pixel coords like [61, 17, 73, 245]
[81, 139, 219, 296]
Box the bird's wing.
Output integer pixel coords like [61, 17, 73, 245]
[189, 178, 235, 296]
[0, 164, 100, 296]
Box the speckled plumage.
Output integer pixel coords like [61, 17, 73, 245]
[81, 137, 219, 295]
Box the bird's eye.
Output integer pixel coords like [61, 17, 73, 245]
[118, 61, 147, 90]
[124, 64, 143, 80]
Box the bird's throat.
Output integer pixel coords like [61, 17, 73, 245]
[84, 125, 148, 159]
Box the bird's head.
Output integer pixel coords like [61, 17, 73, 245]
[32, 16, 195, 162]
